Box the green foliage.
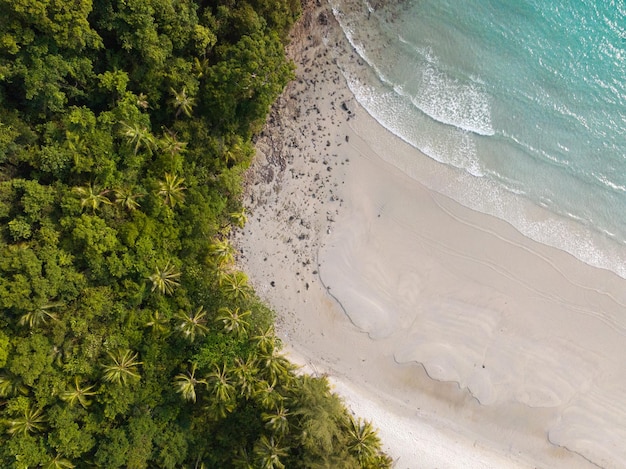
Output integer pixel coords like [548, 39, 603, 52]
[0, 0, 391, 467]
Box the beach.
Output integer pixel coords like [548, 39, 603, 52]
[234, 1, 626, 467]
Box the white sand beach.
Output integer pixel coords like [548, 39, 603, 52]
[235, 2, 626, 467]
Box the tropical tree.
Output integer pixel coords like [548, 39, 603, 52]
[157, 173, 186, 207]
[149, 261, 181, 295]
[18, 301, 62, 328]
[215, 307, 251, 338]
[233, 355, 259, 399]
[252, 326, 278, 354]
[255, 380, 283, 410]
[72, 184, 112, 212]
[207, 238, 235, 269]
[101, 349, 142, 385]
[120, 121, 157, 155]
[60, 377, 98, 408]
[253, 434, 288, 469]
[219, 271, 252, 301]
[257, 349, 293, 387]
[144, 310, 169, 336]
[262, 405, 291, 437]
[43, 454, 75, 469]
[6, 406, 47, 435]
[346, 416, 383, 466]
[176, 306, 209, 342]
[173, 363, 207, 403]
[0, 374, 29, 398]
[206, 363, 236, 418]
[113, 187, 143, 211]
[169, 87, 196, 118]
[230, 207, 248, 229]
[159, 130, 187, 157]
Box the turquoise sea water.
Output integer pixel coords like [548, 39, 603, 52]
[329, 0, 626, 277]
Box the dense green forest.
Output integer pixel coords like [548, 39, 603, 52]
[0, 0, 392, 467]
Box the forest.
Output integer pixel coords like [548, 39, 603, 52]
[0, 0, 391, 467]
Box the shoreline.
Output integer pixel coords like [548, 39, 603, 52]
[235, 1, 626, 468]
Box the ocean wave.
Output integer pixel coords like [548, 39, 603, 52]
[331, 6, 494, 137]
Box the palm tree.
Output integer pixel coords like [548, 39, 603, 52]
[255, 381, 283, 410]
[157, 173, 186, 208]
[262, 405, 291, 437]
[207, 238, 235, 269]
[120, 121, 157, 155]
[346, 416, 382, 465]
[144, 310, 170, 336]
[43, 454, 75, 469]
[252, 326, 278, 355]
[113, 186, 143, 211]
[173, 363, 207, 403]
[215, 307, 251, 338]
[101, 349, 142, 385]
[149, 260, 181, 295]
[176, 306, 209, 342]
[206, 363, 236, 418]
[72, 184, 112, 212]
[7, 405, 47, 435]
[169, 87, 196, 118]
[230, 207, 248, 229]
[60, 377, 97, 408]
[257, 349, 294, 387]
[219, 271, 252, 301]
[234, 355, 258, 399]
[253, 435, 288, 469]
[159, 129, 188, 157]
[18, 301, 62, 328]
[0, 374, 29, 398]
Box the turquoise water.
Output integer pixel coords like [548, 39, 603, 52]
[329, 0, 626, 277]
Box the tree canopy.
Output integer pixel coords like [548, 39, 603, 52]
[0, 0, 391, 467]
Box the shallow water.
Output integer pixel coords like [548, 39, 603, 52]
[328, 0, 626, 277]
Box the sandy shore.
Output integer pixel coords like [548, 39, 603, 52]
[234, 2, 626, 468]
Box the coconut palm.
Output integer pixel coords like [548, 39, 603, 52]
[113, 186, 143, 211]
[18, 301, 62, 328]
[43, 454, 75, 469]
[149, 260, 181, 295]
[233, 355, 258, 399]
[120, 121, 157, 155]
[262, 405, 291, 437]
[207, 238, 235, 269]
[157, 173, 186, 208]
[60, 377, 97, 408]
[176, 306, 209, 342]
[206, 363, 236, 418]
[144, 310, 169, 336]
[72, 184, 112, 212]
[253, 435, 288, 469]
[252, 326, 278, 354]
[230, 207, 248, 229]
[169, 87, 196, 118]
[173, 363, 207, 403]
[257, 349, 294, 387]
[346, 416, 382, 465]
[219, 271, 252, 301]
[232, 447, 255, 469]
[255, 381, 283, 410]
[0, 374, 29, 398]
[7, 405, 47, 435]
[102, 349, 142, 385]
[159, 130, 188, 157]
[215, 307, 251, 338]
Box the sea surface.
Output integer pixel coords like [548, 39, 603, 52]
[328, 0, 626, 277]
